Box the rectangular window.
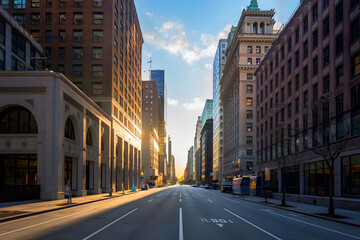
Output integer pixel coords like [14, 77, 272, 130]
[288, 59, 292, 75]
[303, 65, 308, 84]
[92, 82, 103, 95]
[114, 71, 118, 84]
[342, 155, 360, 197]
[59, 30, 65, 42]
[323, 75, 330, 93]
[247, 46, 252, 54]
[336, 33, 343, 56]
[73, 47, 83, 59]
[287, 37, 292, 52]
[72, 64, 82, 77]
[92, 47, 103, 59]
[295, 74, 300, 91]
[247, 97, 253, 106]
[295, 51, 299, 67]
[93, 0, 103, 7]
[246, 110, 253, 119]
[351, 17, 360, 43]
[114, 88, 118, 101]
[92, 64, 103, 77]
[13, 0, 25, 9]
[287, 103, 292, 118]
[13, 14, 26, 26]
[93, 12, 104, 24]
[313, 56, 318, 77]
[323, 46, 330, 67]
[295, 27, 299, 43]
[11, 56, 25, 71]
[73, 30, 83, 42]
[12, 31, 26, 60]
[313, 83, 318, 102]
[323, 16, 330, 38]
[31, 13, 40, 25]
[247, 73, 253, 80]
[59, 12, 66, 24]
[0, 48, 5, 70]
[312, 3, 318, 23]
[58, 64, 65, 74]
[247, 58, 252, 65]
[336, 65, 344, 87]
[303, 15, 308, 34]
[312, 29, 318, 50]
[304, 91, 308, 108]
[46, 0, 52, 7]
[1, 0, 9, 9]
[335, 1, 343, 25]
[74, 0, 83, 7]
[247, 85, 253, 93]
[303, 40, 308, 59]
[246, 136, 253, 145]
[288, 81, 292, 97]
[46, 12, 52, 24]
[45, 30, 52, 42]
[73, 12, 83, 24]
[351, 52, 360, 78]
[295, 98, 299, 113]
[351, 84, 360, 135]
[247, 123, 253, 132]
[0, 19, 4, 44]
[31, 0, 40, 7]
[59, 0, 66, 7]
[58, 47, 65, 59]
[92, 30, 103, 41]
[256, 46, 261, 54]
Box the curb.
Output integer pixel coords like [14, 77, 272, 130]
[0, 191, 139, 223]
[233, 196, 360, 228]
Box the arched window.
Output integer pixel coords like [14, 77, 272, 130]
[260, 22, 265, 34]
[65, 117, 75, 140]
[253, 22, 258, 34]
[0, 106, 38, 133]
[86, 128, 93, 146]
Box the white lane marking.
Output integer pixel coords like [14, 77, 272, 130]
[217, 223, 224, 228]
[82, 208, 137, 240]
[229, 220, 233, 223]
[157, 192, 164, 197]
[266, 211, 360, 240]
[179, 208, 183, 240]
[180, 198, 182, 202]
[196, 193, 204, 198]
[260, 209, 273, 212]
[0, 209, 93, 237]
[208, 199, 213, 203]
[289, 214, 297, 217]
[222, 197, 238, 203]
[224, 208, 282, 240]
[148, 199, 153, 202]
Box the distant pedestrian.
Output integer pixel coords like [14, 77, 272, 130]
[65, 180, 72, 204]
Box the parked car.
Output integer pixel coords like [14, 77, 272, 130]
[199, 185, 205, 188]
[192, 184, 199, 187]
[204, 184, 212, 189]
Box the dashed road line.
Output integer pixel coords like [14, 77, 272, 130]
[148, 199, 153, 202]
[208, 199, 213, 203]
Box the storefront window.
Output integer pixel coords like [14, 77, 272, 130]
[304, 160, 330, 196]
[342, 155, 360, 197]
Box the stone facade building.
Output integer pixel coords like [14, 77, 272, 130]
[220, 0, 277, 180]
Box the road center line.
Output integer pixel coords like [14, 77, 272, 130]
[148, 199, 153, 202]
[179, 208, 183, 240]
[157, 192, 164, 197]
[266, 210, 360, 239]
[208, 199, 213, 203]
[196, 193, 204, 198]
[224, 208, 282, 240]
[180, 198, 182, 202]
[0, 209, 93, 237]
[222, 197, 238, 203]
[82, 208, 138, 240]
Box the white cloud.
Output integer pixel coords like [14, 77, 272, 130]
[182, 98, 205, 110]
[167, 97, 179, 106]
[144, 23, 232, 65]
[204, 64, 213, 70]
[145, 12, 154, 17]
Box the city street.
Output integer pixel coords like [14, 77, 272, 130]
[0, 186, 359, 240]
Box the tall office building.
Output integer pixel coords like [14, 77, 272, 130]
[150, 69, 167, 183]
[167, 135, 172, 181]
[200, 119, 213, 184]
[220, 0, 276, 179]
[194, 116, 202, 183]
[201, 99, 213, 128]
[3, 0, 144, 191]
[213, 39, 228, 182]
[188, 146, 194, 180]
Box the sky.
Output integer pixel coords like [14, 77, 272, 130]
[134, 0, 300, 178]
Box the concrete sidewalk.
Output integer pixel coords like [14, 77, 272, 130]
[233, 195, 360, 227]
[0, 190, 139, 223]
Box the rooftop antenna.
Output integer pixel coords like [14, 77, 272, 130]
[148, 57, 152, 80]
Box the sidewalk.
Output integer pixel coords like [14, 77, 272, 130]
[232, 195, 360, 227]
[0, 190, 138, 223]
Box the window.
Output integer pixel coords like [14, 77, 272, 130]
[92, 47, 103, 59]
[247, 123, 253, 132]
[281, 87, 285, 102]
[246, 110, 253, 118]
[113, 71, 118, 84]
[303, 40, 308, 59]
[72, 47, 83, 59]
[58, 64, 65, 74]
[303, 15, 308, 34]
[351, 17, 360, 43]
[336, 94, 344, 139]
[312, 3, 318, 23]
[93, 12, 103, 24]
[281, 46, 285, 60]
[31, 0, 40, 7]
[313, 83, 318, 102]
[342, 155, 360, 197]
[13, 14, 26, 26]
[114, 40, 118, 51]
[59, 0, 66, 7]
[0, 48, 4, 70]
[295, 74, 300, 91]
[288, 103, 292, 118]
[323, 46, 329, 67]
[247, 46, 252, 54]
[92, 82, 102, 95]
[246, 149, 253, 156]
[12, 31, 26, 60]
[323, 75, 330, 93]
[64, 118, 75, 140]
[288, 59, 292, 75]
[46, 12, 52, 24]
[73, 12, 83, 24]
[295, 98, 299, 113]
[11, 56, 25, 71]
[323, 16, 330, 38]
[247, 97, 253, 106]
[304, 91, 308, 108]
[247, 58, 252, 65]
[92, 64, 103, 77]
[295, 51, 299, 67]
[58, 47, 65, 59]
[247, 73, 253, 80]
[73, 30, 83, 42]
[288, 81, 292, 97]
[256, 58, 261, 65]
[247, 136, 253, 145]
[281, 67, 284, 81]
[313, 56, 318, 76]
[31, 13, 40, 25]
[93, 0, 103, 7]
[256, 46, 261, 54]
[72, 64, 82, 77]
[312, 29, 318, 49]
[0, 106, 38, 134]
[336, 33, 343, 56]
[0, 19, 4, 44]
[287, 37, 292, 52]
[247, 85, 253, 93]
[351, 52, 360, 77]
[114, 88, 118, 101]
[13, 0, 25, 9]
[74, 0, 83, 7]
[351, 84, 360, 135]
[92, 30, 103, 41]
[1, 0, 9, 9]
[59, 12, 66, 24]
[335, 1, 343, 25]
[323, 0, 329, 9]
[46, 0, 52, 7]
[114, 55, 118, 67]
[302, 64, 308, 84]
[295, 27, 299, 43]
[58, 30, 65, 42]
[86, 129, 92, 146]
[45, 30, 52, 42]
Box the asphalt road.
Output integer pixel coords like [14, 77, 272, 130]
[0, 185, 359, 240]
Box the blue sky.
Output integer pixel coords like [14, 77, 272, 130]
[134, 0, 300, 177]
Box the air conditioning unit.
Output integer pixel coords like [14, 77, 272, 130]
[319, 93, 330, 102]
